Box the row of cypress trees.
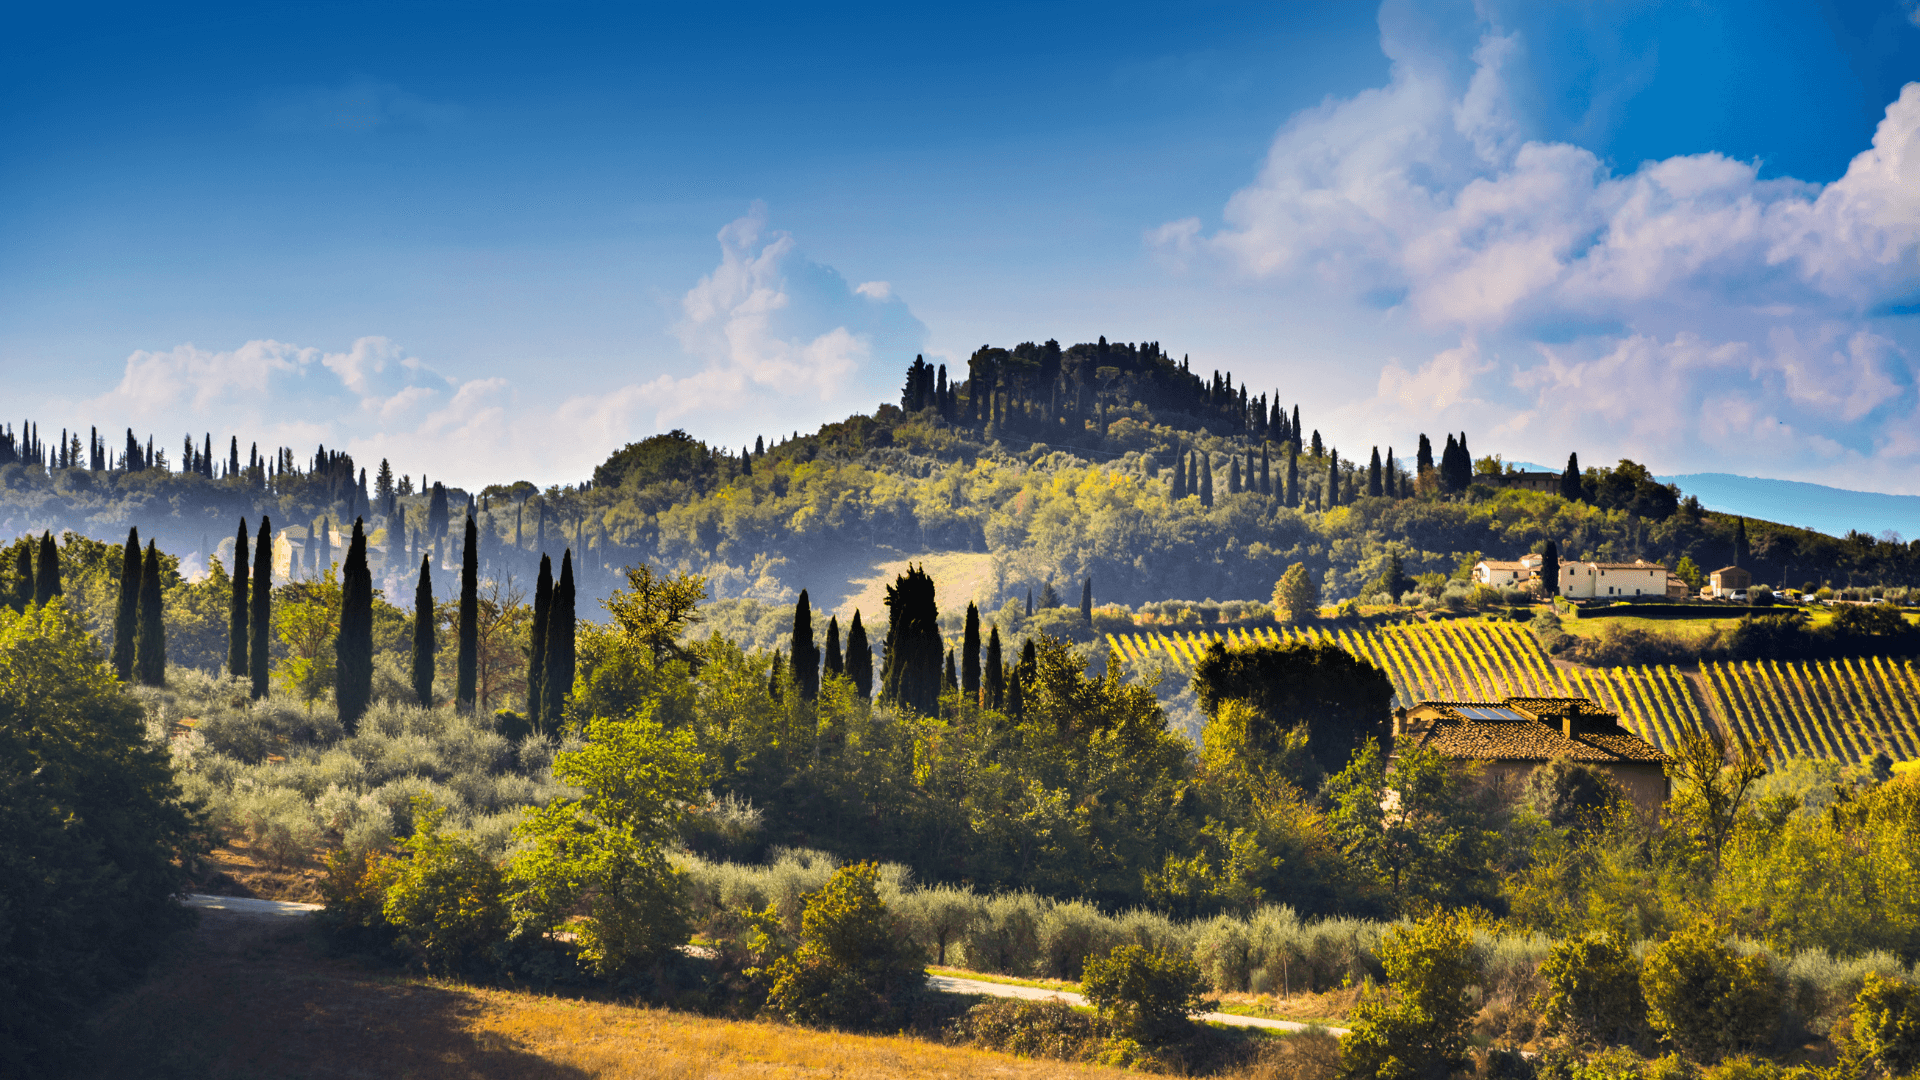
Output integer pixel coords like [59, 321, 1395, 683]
[225, 517, 275, 699]
[104, 528, 167, 686]
[524, 546, 576, 730]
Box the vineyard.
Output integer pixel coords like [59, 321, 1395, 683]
[1109, 622, 1920, 762]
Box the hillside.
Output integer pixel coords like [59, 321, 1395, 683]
[6, 344, 1919, 634]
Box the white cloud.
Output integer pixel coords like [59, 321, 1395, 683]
[63, 206, 925, 488]
[1163, 0, 1920, 491]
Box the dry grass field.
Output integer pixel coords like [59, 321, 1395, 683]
[76, 910, 1135, 1079]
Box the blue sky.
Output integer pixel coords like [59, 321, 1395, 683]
[4, 0, 1918, 491]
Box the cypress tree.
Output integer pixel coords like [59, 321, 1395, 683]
[824, 615, 843, 679]
[1228, 456, 1240, 495]
[1385, 448, 1398, 497]
[229, 518, 249, 679]
[1291, 405, 1302, 452]
[457, 515, 478, 712]
[542, 550, 575, 724]
[1540, 541, 1561, 600]
[528, 554, 552, 725]
[984, 625, 1004, 710]
[1170, 447, 1187, 499]
[961, 602, 981, 699]
[251, 517, 272, 698]
[1260, 445, 1271, 496]
[1286, 451, 1299, 508]
[1417, 434, 1434, 478]
[1200, 455, 1214, 507]
[33, 531, 59, 606]
[1188, 453, 1200, 500]
[1561, 452, 1582, 501]
[846, 610, 871, 698]
[1368, 448, 1383, 497]
[1026, 588, 1034, 616]
[10, 538, 32, 612]
[336, 518, 373, 734]
[1081, 577, 1093, 625]
[1326, 450, 1340, 507]
[790, 588, 820, 701]
[412, 556, 436, 708]
[112, 528, 139, 679]
[769, 650, 783, 701]
[135, 542, 165, 686]
[880, 564, 941, 715]
[944, 648, 958, 694]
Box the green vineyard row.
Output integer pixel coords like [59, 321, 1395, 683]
[1108, 624, 1919, 763]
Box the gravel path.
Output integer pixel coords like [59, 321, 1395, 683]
[181, 895, 1347, 1036]
[926, 973, 1350, 1036]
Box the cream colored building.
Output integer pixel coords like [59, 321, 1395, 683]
[1704, 565, 1752, 600]
[1472, 555, 1540, 588]
[1555, 560, 1668, 599]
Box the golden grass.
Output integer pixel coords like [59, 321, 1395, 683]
[79, 910, 1131, 1079]
[829, 550, 999, 623]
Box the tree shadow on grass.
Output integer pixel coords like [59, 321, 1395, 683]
[73, 913, 590, 1080]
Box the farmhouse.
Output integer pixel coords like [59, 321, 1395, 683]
[1392, 696, 1670, 815]
[1472, 557, 1538, 588]
[1705, 565, 1753, 600]
[1555, 559, 1668, 599]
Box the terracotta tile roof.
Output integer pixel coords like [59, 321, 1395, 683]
[1478, 560, 1531, 570]
[1587, 562, 1666, 570]
[1397, 696, 1669, 765]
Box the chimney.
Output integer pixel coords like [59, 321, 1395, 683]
[1562, 711, 1577, 740]
[1393, 707, 1407, 736]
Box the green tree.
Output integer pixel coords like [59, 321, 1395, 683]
[1369, 447, 1383, 497]
[1200, 453, 1214, 506]
[1536, 932, 1643, 1045]
[1541, 539, 1562, 599]
[0, 600, 199, 1069]
[1675, 554, 1703, 592]
[7, 539, 30, 612]
[1561, 452, 1583, 501]
[1325, 739, 1497, 910]
[881, 565, 941, 715]
[1383, 554, 1410, 604]
[791, 588, 820, 701]
[984, 624, 1004, 710]
[381, 800, 508, 973]
[1081, 943, 1212, 1049]
[250, 517, 272, 699]
[457, 515, 477, 711]
[847, 609, 872, 698]
[1850, 973, 1920, 1077]
[1191, 638, 1392, 779]
[1640, 922, 1780, 1061]
[762, 862, 927, 1030]
[1341, 912, 1480, 1080]
[228, 518, 249, 679]
[335, 518, 373, 733]
[823, 615, 843, 679]
[961, 601, 981, 699]
[32, 531, 59, 607]
[1272, 562, 1319, 623]
[276, 570, 341, 706]
[411, 556, 435, 707]
[134, 542, 165, 686]
[1669, 727, 1770, 871]
[508, 705, 705, 980]
[542, 549, 576, 723]
[111, 528, 139, 680]
[1523, 757, 1624, 832]
[528, 554, 551, 725]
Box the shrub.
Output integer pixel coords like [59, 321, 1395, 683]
[1538, 932, 1644, 1045]
[1524, 759, 1626, 832]
[762, 862, 927, 1029]
[954, 999, 1101, 1061]
[381, 800, 509, 973]
[1080, 942, 1214, 1048]
[1849, 973, 1920, 1076]
[1641, 924, 1782, 1061]
[1342, 911, 1480, 1080]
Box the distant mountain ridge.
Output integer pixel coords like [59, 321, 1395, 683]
[1656, 473, 1920, 543]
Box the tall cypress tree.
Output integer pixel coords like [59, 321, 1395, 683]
[1200, 455, 1214, 507]
[1561, 452, 1583, 501]
[1539, 540, 1561, 600]
[1260, 445, 1272, 496]
[1385, 448, 1398, 497]
[846, 609, 871, 698]
[457, 515, 478, 712]
[9, 539, 32, 612]
[528, 554, 552, 726]
[542, 550, 576, 725]
[944, 649, 958, 694]
[1326, 451, 1340, 508]
[336, 518, 373, 734]
[961, 602, 981, 699]
[1170, 446, 1187, 500]
[135, 542, 165, 686]
[824, 615, 843, 679]
[1286, 451, 1299, 508]
[32, 532, 60, 606]
[1368, 448, 1383, 497]
[1081, 577, 1093, 625]
[790, 588, 820, 701]
[412, 556, 436, 708]
[251, 517, 272, 698]
[112, 528, 139, 679]
[984, 625, 1004, 710]
[229, 518, 249, 680]
[1417, 434, 1434, 478]
[880, 565, 941, 715]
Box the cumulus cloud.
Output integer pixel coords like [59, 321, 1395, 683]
[1159, 0, 1920, 490]
[63, 206, 925, 488]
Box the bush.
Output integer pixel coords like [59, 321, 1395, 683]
[1538, 932, 1644, 1046]
[1524, 759, 1625, 832]
[1849, 973, 1920, 1076]
[954, 998, 1102, 1061]
[1343, 912, 1480, 1080]
[762, 862, 927, 1029]
[381, 800, 509, 973]
[1081, 942, 1214, 1048]
[1641, 924, 1782, 1061]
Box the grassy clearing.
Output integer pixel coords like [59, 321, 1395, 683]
[831, 550, 999, 623]
[80, 911, 1134, 1080]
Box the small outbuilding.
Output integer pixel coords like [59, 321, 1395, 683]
[1705, 565, 1752, 599]
[1392, 696, 1670, 815]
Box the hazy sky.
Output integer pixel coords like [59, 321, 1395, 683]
[5, 0, 1918, 491]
